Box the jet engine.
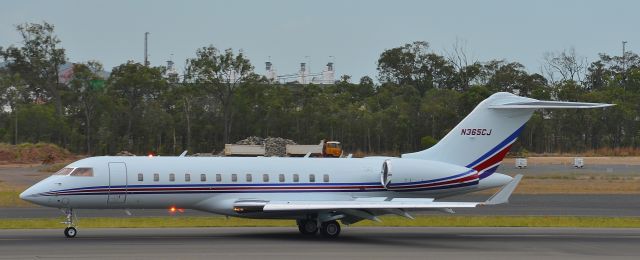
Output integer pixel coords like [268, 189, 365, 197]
[380, 159, 478, 191]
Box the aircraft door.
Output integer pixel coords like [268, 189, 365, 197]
[108, 162, 127, 205]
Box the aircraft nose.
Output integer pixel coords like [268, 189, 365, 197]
[20, 189, 32, 201]
[19, 186, 40, 203]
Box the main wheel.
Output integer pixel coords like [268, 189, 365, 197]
[64, 227, 77, 238]
[297, 219, 318, 235]
[319, 220, 340, 238]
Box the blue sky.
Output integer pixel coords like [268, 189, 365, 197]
[1, 0, 638, 81]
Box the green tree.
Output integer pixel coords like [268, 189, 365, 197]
[185, 47, 257, 145]
[0, 22, 68, 144]
[68, 61, 105, 154]
[377, 41, 456, 96]
[107, 61, 168, 151]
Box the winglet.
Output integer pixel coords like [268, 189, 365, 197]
[484, 174, 522, 205]
[179, 150, 188, 157]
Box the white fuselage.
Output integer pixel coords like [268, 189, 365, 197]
[20, 156, 510, 219]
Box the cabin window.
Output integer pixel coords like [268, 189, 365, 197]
[53, 167, 74, 176]
[323, 174, 329, 182]
[279, 174, 285, 182]
[200, 174, 206, 182]
[293, 174, 299, 182]
[232, 174, 238, 182]
[169, 173, 175, 182]
[263, 174, 269, 182]
[246, 174, 252, 182]
[216, 174, 222, 182]
[309, 174, 315, 182]
[153, 173, 159, 182]
[185, 173, 191, 182]
[70, 168, 94, 177]
[138, 173, 143, 182]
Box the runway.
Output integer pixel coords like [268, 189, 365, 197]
[2, 194, 639, 218]
[0, 227, 638, 259]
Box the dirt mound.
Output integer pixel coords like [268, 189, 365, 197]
[116, 151, 135, 156]
[0, 143, 74, 164]
[235, 136, 297, 157]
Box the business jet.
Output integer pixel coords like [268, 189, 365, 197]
[20, 92, 612, 238]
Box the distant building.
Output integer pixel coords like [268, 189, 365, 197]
[311, 62, 335, 85]
[265, 62, 277, 82]
[266, 60, 336, 85]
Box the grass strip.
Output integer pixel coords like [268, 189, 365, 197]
[0, 191, 33, 207]
[1, 216, 639, 229]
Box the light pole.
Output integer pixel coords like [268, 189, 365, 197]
[622, 41, 628, 95]
[622, 41, 627, 71]
[144, 32, 150, 66]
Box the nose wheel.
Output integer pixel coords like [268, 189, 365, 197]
[64, 227, 77, 238]
[62, 208, 78, 238]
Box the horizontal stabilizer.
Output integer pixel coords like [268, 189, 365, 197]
[489, 100, 614, 109]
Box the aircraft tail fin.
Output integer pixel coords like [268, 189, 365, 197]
[402, 92, 612, 179]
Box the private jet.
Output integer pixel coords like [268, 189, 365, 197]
[20, 92, 612, 238]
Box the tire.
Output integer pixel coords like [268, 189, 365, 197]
[320, 220, 340, 238]
[297, 220, 318, 235]
[64, 227, 77, 238]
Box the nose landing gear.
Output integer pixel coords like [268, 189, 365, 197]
[62, 208, 78, 238]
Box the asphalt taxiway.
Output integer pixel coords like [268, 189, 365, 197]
[0, 227, 638, 259]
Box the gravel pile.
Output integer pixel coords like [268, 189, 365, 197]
[235, 136, 296, 157]
[116, 151, 135, 156]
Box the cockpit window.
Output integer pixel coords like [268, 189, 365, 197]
[70, 167, 94, 177]
[53, 167, 74, 176]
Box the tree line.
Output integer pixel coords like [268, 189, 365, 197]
[1, 22, 639, 156]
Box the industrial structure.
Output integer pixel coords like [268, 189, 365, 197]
[266, 61, 335, 85]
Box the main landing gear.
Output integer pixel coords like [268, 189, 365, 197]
[296, 219, 341, 238]
[62, 208, 78, 238]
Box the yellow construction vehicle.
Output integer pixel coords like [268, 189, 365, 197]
[322, 141, 342, 157]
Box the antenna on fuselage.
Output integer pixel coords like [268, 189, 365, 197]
[179, 150, 188, 157]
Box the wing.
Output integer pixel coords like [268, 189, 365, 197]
[233, 175, 522, 223]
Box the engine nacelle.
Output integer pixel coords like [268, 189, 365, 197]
[380, 159, 478, 191]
